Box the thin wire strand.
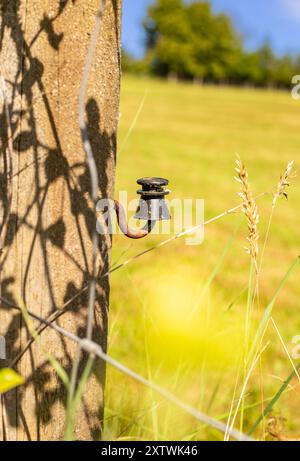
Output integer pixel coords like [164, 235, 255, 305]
[79, 0, 106, 341]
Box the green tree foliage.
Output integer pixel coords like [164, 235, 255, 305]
[144, 0, 240, 81]
[274, 54, 296, 88]
[122, 49, 150, 74]
[128, 0, 299, 88]
[186, 4, 241, 82]
[144, 0, 193, 78]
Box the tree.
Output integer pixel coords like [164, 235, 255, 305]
[122, 49, 150, 75]
[186, 4, 241, 82]
[274, 54, 295, 88]
[0, 0, 122, 440]
[255, 42, 277, 87]
[231, 51, 264, 86]
[141, 0, 295, 89]
[144, 0, 192, 78]
[144, 0, 241, 82]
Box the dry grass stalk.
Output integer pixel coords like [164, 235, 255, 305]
[235, 157, 259, 263]
[272, 160, 296, 207]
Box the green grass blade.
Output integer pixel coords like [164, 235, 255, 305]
[118, 88, 148, 156]
[226, 286, 247, 311]
[248, 360, 300, 436]
[247, 256, 300, 366]
[18, 298, 70, 388]
[46, 353, 70, 389]
[65, 354, 95, 440]
[73, 355, 95, 408]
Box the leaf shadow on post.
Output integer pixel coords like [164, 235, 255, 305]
[0, 0, 118, 440]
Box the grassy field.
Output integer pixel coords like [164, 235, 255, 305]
[103, 75, 300, 441]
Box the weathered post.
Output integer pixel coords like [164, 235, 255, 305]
[0, 0, 121, 440]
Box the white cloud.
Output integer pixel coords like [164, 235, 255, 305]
[281, 0, 300, 22]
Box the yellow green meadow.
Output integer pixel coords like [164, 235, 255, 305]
[104, 75, 300, 441]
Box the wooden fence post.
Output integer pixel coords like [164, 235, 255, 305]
[0, 0, 121, 440]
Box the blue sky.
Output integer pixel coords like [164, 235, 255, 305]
[122, 0, 300, 57]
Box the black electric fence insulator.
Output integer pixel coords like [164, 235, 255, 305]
[114, 177, 171, 239]
[134, 177, 171, 221]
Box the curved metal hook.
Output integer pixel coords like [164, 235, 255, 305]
[114, 200, 156, 239]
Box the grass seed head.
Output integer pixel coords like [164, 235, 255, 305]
[235, 156, 259, 263]
[273, 160, 296, 207]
